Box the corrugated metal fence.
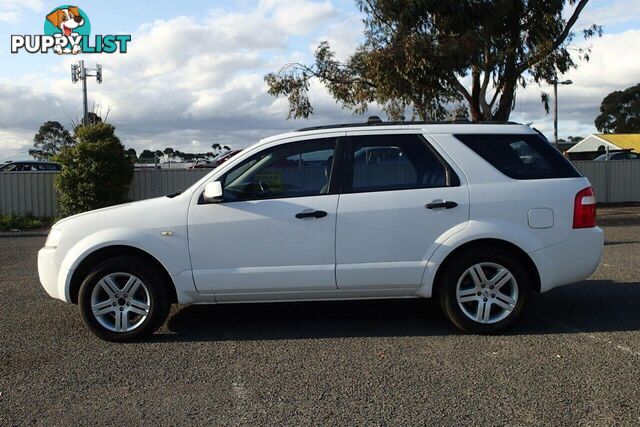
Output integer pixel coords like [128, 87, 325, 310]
[0, 172, 59, 217]
[1, 162, 639, 217]
[128, 169, 209, 200]
[0, 169, 210, 217]
[572, 160, 640, 204]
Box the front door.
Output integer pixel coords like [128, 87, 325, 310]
[188, 136, 341, 297]
[335, 131, 469, 291]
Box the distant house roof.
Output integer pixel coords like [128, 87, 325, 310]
[596, 134, 640, 152]
[566, 134, 640, 153]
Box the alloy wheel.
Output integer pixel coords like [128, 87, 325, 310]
[455, 262, 519, 324]
[90, 272, 151, 332]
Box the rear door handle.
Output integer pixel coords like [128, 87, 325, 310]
[425, 200, 458, 209]
[295, 210, 328, 219]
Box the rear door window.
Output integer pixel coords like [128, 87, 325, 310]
[345, 134, 458, 193]
[455, 134, 581, 179]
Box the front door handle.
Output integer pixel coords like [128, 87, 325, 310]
[295, 210, 328, 219]
[425, 200, 458, 209]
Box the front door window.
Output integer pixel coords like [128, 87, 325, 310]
[220, 138, 337, 202]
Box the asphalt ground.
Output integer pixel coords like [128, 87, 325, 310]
[1, 209, 640, 425]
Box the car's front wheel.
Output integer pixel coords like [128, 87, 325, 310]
[78, 256, 170, 341]
[438, 246, 532, 334]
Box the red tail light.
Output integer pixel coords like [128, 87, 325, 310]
[573, 186, 596, 228]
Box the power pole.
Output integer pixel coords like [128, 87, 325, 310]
[548, 79, 573, 149]
[553, 82, 558, 147]
[81, 61, 88, 126]
[71, 61, 103, 126]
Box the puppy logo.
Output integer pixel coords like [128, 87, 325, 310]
[44, 5, 91, 54]
[11, 5, 130, 55]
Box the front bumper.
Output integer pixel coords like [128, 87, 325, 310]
[38, 247, 67, 302]
[530, 227, 604, 292]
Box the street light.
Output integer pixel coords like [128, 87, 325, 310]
[549, 79, 573, 148]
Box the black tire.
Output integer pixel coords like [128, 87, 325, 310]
[78, 256, 171, 341]
[437, 246, 532, 334]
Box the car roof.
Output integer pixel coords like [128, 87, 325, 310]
[258, 119, 536, 147]
[3, 160, 59, 164]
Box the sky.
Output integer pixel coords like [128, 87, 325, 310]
[1, 0, 639, 161]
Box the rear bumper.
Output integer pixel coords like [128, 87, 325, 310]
[530, 227, 604, 292]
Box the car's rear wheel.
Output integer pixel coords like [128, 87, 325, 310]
[78, 256, 170, 341]
[438, 246, 532, 334]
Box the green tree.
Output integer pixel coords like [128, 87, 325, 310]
[54, 123, 134, 217]
[125, 148, 138, 162]
[139, 149, 155, 160]
[558, 135, 582, 143]
[29, 121, 75, 160]
[81, 112, 103, 127]
[265, 0, 600, 121]
[594, 83, 640, 133]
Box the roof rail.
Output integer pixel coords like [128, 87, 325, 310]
[295, 116, 520, 132]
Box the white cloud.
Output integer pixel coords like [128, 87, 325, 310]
[0, 0, 44, 22]
[311, 13, 364, 61]
[579, 0, 640, 28]
[272, 0, 335, 34]
[0, 128, 34, 161]
[2, 2, 639, 162]
[0, 1, 351, 161]
[511, 29, 640, 138]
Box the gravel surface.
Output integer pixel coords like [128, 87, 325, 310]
[1, 211, 640, 425]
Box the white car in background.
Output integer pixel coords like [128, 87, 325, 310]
[38, 118, 603, 341]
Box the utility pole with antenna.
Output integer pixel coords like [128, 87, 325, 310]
[548, 79, 573, 149]
[71, 61, 102, 126]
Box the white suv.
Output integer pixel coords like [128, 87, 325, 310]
[38, 120, 603, 340]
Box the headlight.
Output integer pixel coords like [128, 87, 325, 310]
[45, 228, 62, 248]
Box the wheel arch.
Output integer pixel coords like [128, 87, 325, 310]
[68, 245, 178, 304]
[431, 238, 542, 298]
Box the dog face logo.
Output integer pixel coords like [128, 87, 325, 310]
[44, 5, 91, 54]
[47, 6, 84, 37]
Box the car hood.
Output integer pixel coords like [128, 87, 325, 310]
[55, 200, 134, 227]
[53, 196, 175, 229]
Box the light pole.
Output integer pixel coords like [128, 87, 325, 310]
[549, 79, 573, 148]
[71, 61, 103, 125]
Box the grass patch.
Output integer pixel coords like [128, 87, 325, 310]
[0, 215, 53, 231]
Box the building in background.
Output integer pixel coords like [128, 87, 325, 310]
[566, 134, 640, 160]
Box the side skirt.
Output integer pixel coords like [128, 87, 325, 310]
[199, 288, 422, 304]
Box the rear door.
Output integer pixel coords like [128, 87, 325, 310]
[335, 130, 469, 291]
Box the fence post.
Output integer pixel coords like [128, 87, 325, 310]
[605, 158, 611, 203]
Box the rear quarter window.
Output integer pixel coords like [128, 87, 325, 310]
[455, 134, 581, 179]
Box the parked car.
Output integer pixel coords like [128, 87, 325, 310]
[593, 151, 640, 161]
[211, 149, 242, 168]
[353, 146, 405, 164]
[0, 160, 61, 172]
[38, 119, 603, 341]
[188, 158, 215, 169]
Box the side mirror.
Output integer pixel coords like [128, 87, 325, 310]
[203, 181, 223, 202]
